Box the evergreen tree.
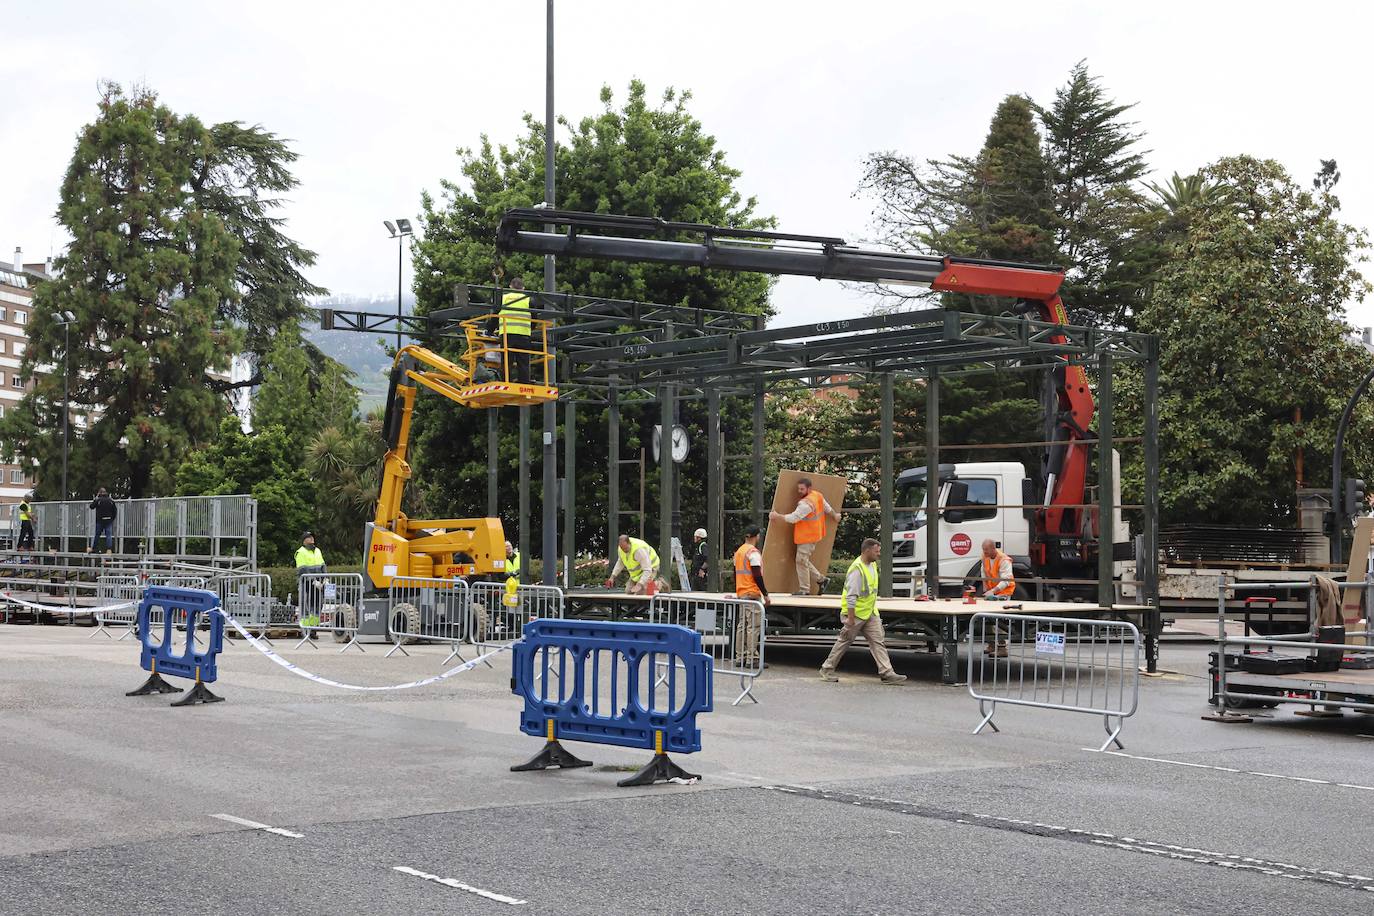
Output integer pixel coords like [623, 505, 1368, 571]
[412, 80, 774, 559]
[1, 83, 323, 498]
[254, 324, 359, 450]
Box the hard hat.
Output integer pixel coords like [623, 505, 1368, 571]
[694, 528, 707, 539]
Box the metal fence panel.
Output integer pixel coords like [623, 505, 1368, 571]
[649, 594, 766, 706]
[968, 612, 1140, 751]
[386, 577, 471, 662]
[89, 574, 142, 639]
[213, 573, 275, 639]
[295, 572, 365, 653]
[470, 581, 563, 650]
[12, 496, 256, 550]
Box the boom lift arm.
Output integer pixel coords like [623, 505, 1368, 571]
[365, 318, 557, 591]
[496, 208, 1094, 568]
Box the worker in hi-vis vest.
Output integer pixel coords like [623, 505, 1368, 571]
[499, 276, 533, 383]
[818, 537, 907, 684]
[505, 540, 521, 579]
[731, 524, 769, 667]
[294, 531, 326, 575]
[980, 538, 1013, 657]
[17, 494, 34, 550]
[769, 477, 841, 595]
[605, 534, 665, 595]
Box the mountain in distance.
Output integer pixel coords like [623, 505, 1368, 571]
[306, 294, 413, 411]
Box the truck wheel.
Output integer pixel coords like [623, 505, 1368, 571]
[390, 602, 421, 645]
[329, 604, 357, 642]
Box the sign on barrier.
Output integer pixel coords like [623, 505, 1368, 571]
[968, 612, 1140, 752]
[387, 577, 470, 662]
[89, 574, 141, 640]
[126, 586, 226, 707]
[510, 619, 713, 786]
[295, 572, 365, 652]
[649, 594, 765, 706]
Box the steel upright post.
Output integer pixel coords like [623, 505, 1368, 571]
[707, 386, 723, 592]
[1142, 340, 1161, 673]
[659, 383, 675, 574]
[487, 410, 499, 518]
[925, 369, 940, 597]
[1098, 352, 1115, 607]
[752, 379, 765, 529]
[518, 406, 530, 585]
[608, 381, 620, 558]
[563, 400, 576, 583]
[540, 0, 558, 587]
[880, 373, 895, 597]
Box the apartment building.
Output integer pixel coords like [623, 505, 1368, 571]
[0, 247, 42, 509]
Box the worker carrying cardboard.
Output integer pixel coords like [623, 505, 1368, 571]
[731, 525, 769, 667]
[605, 534, 667, 594]
[769, 477, 841, 595]
[819, 538, 906, 684]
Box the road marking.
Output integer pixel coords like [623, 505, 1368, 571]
[209, 813, 304, 838]
[763, 785, 1374, 895]
[393, 866, 526, 905]
[1085, 748, 1374, 792]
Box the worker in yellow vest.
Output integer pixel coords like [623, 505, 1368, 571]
[17, 494, 34, 550]
[605, 534, 666, 595]
[731, 525, 769, 668]
[981, 538, 1014, 657]
[499, 277, 533, 383]
[505, 540, 521, 580]
[769, 477, 841, 595]
[819, 538, 906, 684]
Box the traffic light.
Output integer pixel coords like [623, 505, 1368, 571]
[1345, 477, 1366, 516]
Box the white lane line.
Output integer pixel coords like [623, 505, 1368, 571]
[1084, 749, 1374, 792]
[209, 813, 304, 838]
[393, 866, 527, 905]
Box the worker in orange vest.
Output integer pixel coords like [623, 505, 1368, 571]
[769, 477, 841, 596]
[981, 538, 1014, 657]
[731, 524, 769, 668]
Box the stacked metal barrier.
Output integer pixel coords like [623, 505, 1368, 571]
[213, 573, 275, 642]
[649, 594, 766, 706]
[968, 612, 1140, 751]
[386, 577, 471, 661]
[295, 572, 365, 652]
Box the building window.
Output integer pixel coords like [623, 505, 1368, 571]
[0, 307, 7, 322]
[13, 311, 25, 325]
[0, 340, 6, 354]
[10, 375, 20, 389]
[9, 470, 22, 485]
[0, 405, 6, 417]
[10, 341, 19, 356]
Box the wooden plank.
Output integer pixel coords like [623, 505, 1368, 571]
[761, 470, 848, 596]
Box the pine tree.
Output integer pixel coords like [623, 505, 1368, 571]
[1, 83, 325, 498]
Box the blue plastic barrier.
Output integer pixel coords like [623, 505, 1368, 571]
[125, 586, 226, 706]
[510, 619, 714, 786]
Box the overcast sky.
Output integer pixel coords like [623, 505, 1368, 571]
[6, 1, 1374, 328]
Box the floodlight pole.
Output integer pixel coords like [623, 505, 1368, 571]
[541, 0, 558, 586]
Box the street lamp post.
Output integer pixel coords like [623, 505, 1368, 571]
[383, 219, 413, 352]
[52, 310, 76, 499]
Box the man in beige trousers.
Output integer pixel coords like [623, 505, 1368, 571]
[819, 538, 907, 684]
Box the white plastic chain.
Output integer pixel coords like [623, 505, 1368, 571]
[216, 609, 510, 691]
[2, 592, 138, 614]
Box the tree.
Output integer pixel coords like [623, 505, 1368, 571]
[1120, 156, 1373, 526]
[306, 408, 385, 561]
[254, 323, 359, 449]
[176, 418, 315, 565]
[412, 80, 774, 558]
[1, 83, 322, 498]
[1035, 61, 1151, 329]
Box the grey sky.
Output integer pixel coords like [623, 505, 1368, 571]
[6, 0, 1373, 328]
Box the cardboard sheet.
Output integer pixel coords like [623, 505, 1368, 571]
[761, 469, 849, 595]
[1340, 517, 1373, 645]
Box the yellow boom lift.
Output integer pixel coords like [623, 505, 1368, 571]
[364, 312, 557, 592]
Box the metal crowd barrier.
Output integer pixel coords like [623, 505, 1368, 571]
[968, 612, 1141, 752]
[89, 574, 143, 639]
[649, 594, 765, 706]
[214, 573, 275, 643]
[470, 581, 563, 647]
[295, 572, 365, 652]
[386, 577, 471, 661]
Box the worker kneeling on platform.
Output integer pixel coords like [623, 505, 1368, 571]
[819, 538, 906, 684]
[605, 534, 669, 595]
[981, 538, 1013, 657]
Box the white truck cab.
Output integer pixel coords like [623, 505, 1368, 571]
[891, 462, 1033, 596]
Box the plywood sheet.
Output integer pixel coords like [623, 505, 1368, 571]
[761, 470, 848, 595]
[1340, 517, 1374, 645]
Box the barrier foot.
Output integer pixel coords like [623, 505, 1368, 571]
[731, 675, 759, 707]
[971, 699, 1000, 736]
[1200, 710, 1253, 724]
[510, 741, 593, 772]
[616, 752, 700, 788]
[126, 671, 183, 696]
[384, 641, 411, 658]
[170, 682, 224, 707]
[1098, 715, 1125, 752]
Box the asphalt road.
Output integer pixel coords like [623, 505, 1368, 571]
[2, 623, 1372, 914]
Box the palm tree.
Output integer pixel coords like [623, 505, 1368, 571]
[1145, 172, 1232, 212]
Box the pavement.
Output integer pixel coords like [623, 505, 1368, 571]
[2, 622, 1373, 914]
